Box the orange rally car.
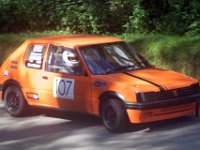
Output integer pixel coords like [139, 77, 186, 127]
[0, 34, 200, 132]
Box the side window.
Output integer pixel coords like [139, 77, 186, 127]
[45, 45, 84, 76]
[25, 44, 46, 69]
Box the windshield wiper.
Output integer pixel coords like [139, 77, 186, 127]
[105, 65, 136, 74]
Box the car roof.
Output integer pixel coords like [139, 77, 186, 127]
[27, 34, 123, 48]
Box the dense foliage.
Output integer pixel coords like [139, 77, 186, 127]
[0, 0, 200, 35]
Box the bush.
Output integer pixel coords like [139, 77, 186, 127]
[154, 0, 200, 35]
[124, 0, 149, 33]
[0, 0, 200, 35]
[0, 0, 110, 33]
[59, 0, 110, 34]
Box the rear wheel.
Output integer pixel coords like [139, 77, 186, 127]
[4, 86, 28, 116]
[101, 98, 129, 132]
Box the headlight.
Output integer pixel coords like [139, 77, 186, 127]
[136, 92, 155, 103]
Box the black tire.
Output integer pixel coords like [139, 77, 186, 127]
[101, 98, 129, 133]
[4, 86, 28, 117]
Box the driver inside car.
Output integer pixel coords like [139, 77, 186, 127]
[61, 49, 83, 75]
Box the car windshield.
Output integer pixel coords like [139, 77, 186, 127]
[79, 42, 152, 75]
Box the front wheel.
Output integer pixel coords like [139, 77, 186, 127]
[101, 99, 129, 132]
[4, 86, 28, 116]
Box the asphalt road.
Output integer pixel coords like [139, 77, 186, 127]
[0, 101, 200, 150]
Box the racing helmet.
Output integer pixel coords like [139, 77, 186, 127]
[63, 49, 80, 67]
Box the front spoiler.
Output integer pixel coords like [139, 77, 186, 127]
[125, 93, 200, 110]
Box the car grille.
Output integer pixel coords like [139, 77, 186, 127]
[155, 84, 198, 101]
[136, 83, 200, 102]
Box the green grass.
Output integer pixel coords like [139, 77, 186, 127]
[0, 32, 200, 80]
[118, 33, 200, 80]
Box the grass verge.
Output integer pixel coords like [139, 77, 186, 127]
[119, 33, 200, 80]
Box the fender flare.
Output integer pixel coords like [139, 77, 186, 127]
[99, 91, 126, 102]
[98, 91, 126, 113]
[1, 79, 22, 100]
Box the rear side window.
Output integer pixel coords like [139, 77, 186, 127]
[25, 44, 46, 69]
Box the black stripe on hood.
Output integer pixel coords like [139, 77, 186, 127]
[124, 72, 165, 92]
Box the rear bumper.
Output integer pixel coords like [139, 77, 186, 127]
[0, 91, 2, 101]
[0, 84, 2, 91]
[0, 84, 2, 101]
[126, 94, 200, 123]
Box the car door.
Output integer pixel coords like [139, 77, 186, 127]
[39, 44, 93, 113]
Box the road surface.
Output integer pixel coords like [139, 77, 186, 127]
[0, 101, 200, 150]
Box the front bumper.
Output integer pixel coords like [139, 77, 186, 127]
[126, 94, 200, 123]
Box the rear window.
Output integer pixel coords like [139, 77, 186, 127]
[25, 44, 46, 69]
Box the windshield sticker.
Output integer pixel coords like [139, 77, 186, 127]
[29, 52, 42, 61]
[27, 63, 41, 68]
[29, 45, 44, 61]
[33, 45, 44, 53]
[53, 77, 75, 100]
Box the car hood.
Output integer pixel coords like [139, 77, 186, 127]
[127, 68, 198, 90]
[94, 68, 198, 92]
